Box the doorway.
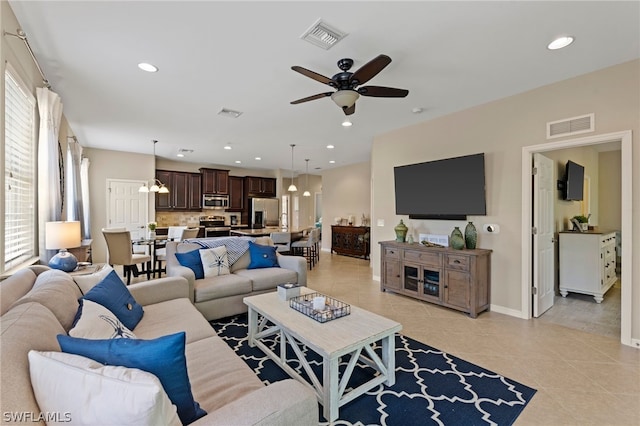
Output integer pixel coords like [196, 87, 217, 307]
[106, 179, 148, 240]
[521, 130, 633, 346]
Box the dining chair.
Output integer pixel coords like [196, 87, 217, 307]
[291, 228, 319, 269]
[154, 227, 200, 277]
[270, 232, 291, 254]
[101, 228, 151, 284]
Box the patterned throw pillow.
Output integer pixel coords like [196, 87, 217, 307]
[200, 246, 230, 277]
[247, 241, 279, 269]
[70, 299, 136, 339]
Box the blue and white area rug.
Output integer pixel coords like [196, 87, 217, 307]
[211, 315, 536, 426]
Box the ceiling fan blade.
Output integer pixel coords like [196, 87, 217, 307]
[358, 85, 409, 98]
[290, 92, 333, 105]
[343, 104, 355, 116]
[291, 66, 333, 85]
[350, 54, 392, 85]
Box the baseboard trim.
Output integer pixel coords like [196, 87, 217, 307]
[489, 304, 526, 319]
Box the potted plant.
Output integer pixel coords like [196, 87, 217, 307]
[572, 215, 589, 231]
[148, 222, 157, 239]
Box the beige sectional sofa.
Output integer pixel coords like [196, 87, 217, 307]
[0, 266, 316, 425]
[165, 236, 307, 320]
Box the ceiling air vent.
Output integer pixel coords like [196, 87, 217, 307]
[547, 113, 594, 139]
[300, 18, 347, 50]
[217, 108, 243, 119]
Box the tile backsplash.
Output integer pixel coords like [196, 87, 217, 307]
[155, 211, 243, 227]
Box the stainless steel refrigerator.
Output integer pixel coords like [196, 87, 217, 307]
[250, 198, 279, 228]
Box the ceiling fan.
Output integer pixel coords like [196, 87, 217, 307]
[290, 54, 409, 116]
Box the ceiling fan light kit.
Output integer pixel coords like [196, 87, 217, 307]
[291, 54, 409, 116]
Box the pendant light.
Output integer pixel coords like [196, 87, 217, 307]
[303, 159, 311, 197]
[139, 140, 169, 193]
[288, 144, 297, 192]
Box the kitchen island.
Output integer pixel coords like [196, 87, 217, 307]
[230, 227, 309, 241]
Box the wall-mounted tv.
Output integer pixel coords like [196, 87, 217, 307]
[394, 153, 487, 220]
[562, 160, 584, 201]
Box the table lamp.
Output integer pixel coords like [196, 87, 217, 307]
[45, 221, 81, 272]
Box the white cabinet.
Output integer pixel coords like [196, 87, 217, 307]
[559, 231, 617, 303]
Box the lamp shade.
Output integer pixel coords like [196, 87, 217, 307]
[331, 90, 359, 108]
[45, 221, 81, 250]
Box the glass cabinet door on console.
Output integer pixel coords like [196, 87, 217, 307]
[403, 262, 442, 302]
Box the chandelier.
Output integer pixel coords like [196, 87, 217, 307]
[139, 140, 169, 193]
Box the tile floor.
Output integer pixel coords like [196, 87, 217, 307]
[130, 251, 640, 425]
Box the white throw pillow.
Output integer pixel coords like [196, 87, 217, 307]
[28, 351, 181, 426]
[200, 246, 230, 277]
[72, 264, 121, 294]
[69, 299, 136, 339]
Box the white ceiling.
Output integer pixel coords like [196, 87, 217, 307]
[7, 1, 640, 174]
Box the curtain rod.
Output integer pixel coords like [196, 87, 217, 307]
[4, 28, 51, 89]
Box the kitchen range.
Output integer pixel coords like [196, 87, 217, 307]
[199, 215, 230, 237]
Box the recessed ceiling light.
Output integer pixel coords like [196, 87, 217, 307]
[329, 160, 335, 164]
[326, 145, 334, 149]
[235, 160, 241, 164]
[177, 153, 184, 158]
[224, 145, 232, 150]
[138, 62, 158, 72]
[342, 119, 352, 127]
[547, 36, 574, 50]
[412, 107, 423, 114]
[255, 157, 262, 161]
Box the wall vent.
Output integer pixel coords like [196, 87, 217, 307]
[546, 113, 594, 139]
[217, 108, 243, 119]
[300, 18, 347, 50]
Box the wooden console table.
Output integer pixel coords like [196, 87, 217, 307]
[379, 241, 492, 317]
[331, 225, 370, 259]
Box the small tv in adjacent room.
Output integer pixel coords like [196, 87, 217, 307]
[562, 160, 585, 201]
[394, 153, 487, 220]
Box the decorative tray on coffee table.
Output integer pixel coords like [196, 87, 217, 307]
[289, 292, 351, 323]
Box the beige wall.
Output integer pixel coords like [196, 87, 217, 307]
[599, 151, 622, 231]
[371, 60, 639, 340]
[297, 174, 322, 229]
[321, 162, 371, 251]
[544, 146, 601, 231]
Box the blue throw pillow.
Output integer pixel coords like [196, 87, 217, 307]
[82, 270, 143, 330]
[58, 332, 206, 425]
[175, 249, 204, 279]
[247, 241, 279, 269]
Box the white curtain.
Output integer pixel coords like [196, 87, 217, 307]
[66, 138, 90, 238]
[36, 87, 63, 262]
[80, 157, 91, 239]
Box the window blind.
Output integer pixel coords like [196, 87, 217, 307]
[4, 68, 36, 272]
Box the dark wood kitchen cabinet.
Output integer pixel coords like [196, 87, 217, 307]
[200, 168, 229, 194]
[227, 176, 245, 211]
[156, 170, 201, 211]
[245, 176, 276, 197]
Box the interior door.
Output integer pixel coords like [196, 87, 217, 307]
[107, 179, 148, 240]
[533, 153, 555, 317]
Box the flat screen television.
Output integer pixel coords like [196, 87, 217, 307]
[563, 160, 584, 201]
[394, 153, 487, 220]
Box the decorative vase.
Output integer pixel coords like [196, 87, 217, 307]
[148, 230, 156, 240]
[464, 221, 478, 249]
[394, 220, 408, 242]
[450, 227, 465, 250]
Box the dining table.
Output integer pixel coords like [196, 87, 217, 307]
[131, 236, 168, 277]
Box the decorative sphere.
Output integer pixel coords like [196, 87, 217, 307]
[49, 251, 78, 272]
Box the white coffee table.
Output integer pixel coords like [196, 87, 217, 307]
[244, 289, 402, 422]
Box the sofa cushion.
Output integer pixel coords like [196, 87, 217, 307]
[176, 249, 205, 279]
[58, 332, 206, 425]
[185, 336, 263, 413]
[235, 267, 299, 292]
[28, 351, 181, 426]
[193, 274, 252, 302]
[247, 241, 279, 269]
[200, 246, 230, 277]
[72, 264, 119, 294]
[10, 269, 81, 331]
[133, 298, 215, 344]
[0, 268, 37, 316]
[83, 270, 144, 330]
[70, 299, 136, 339]
[1, 302, 66, 420]
[231, 236, 273, 272]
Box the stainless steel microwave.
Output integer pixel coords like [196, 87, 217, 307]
[202, 194, 229, 209]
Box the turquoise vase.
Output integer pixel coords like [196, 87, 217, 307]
[464, 221, 478, 249]
[450, 227, 465, 250]
[394, 220, 408, 243]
